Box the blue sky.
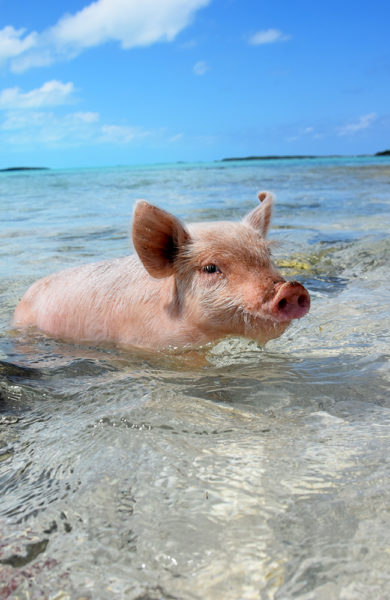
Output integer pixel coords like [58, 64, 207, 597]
[0, 0, 389, 168]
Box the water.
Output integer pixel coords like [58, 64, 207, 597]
[1, 157, 390, 599]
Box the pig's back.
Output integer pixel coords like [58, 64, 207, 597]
[13, 255, 156, 342]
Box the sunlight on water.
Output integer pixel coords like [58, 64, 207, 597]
[1, 158, 390, 599]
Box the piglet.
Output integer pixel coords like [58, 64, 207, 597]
[13, 192, 310, 350]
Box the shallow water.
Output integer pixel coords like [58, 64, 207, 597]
[1, 157, 390, 599]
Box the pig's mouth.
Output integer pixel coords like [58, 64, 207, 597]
[268, 281, 310, 322]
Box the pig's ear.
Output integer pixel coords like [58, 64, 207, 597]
[132, 201, 191, 278]
[243, 191, 274, 237]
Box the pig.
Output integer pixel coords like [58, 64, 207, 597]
[13, 192, 310, 350]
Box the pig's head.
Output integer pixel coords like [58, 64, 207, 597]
[132, 192, 310, 346]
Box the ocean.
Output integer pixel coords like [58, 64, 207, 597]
[1, 157, 390, 598]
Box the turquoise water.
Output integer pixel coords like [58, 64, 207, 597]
[1, 157, 390, 598]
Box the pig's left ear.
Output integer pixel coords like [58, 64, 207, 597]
[132, 201, 191, 278]
[243, 191, 274, 237]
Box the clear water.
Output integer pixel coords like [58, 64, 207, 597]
[1, 157, 390, 599]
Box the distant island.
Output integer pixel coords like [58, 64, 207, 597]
[0, 166, 49, 172]
[220, 152, 390, 162]
[222, 154, 358, 162]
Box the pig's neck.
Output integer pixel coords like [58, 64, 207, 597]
[123, 275, 208, 349]
[151, 277, 207, 346]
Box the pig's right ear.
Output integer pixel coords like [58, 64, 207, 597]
[132, 201, 191, 278]
[243, 191, 274, 237]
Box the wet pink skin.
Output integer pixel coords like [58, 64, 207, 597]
[13, 192, 310, 350]
[269, 281, 311, 322]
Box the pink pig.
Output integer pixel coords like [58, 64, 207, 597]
[13, 192, 310, 350]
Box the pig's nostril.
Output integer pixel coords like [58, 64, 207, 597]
[278, 295, 308, 311]
[278, 298, 287, 310]
[273, 283, 310, 321]
[298, 295, 306, 307]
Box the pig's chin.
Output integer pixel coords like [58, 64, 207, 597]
[243, 314, 291, 344]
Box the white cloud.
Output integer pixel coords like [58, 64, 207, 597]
[1, 111, 48, 132]
[3, 0, 210, 72]
[0, 26, 37, 62]
[0, 108, 153, 148]
[337, 113, 377, 136]
[169, 133, 184, 143]
[1, 110, 96, 133]
[72, 111, 100, 123]
[0, 80, 75, 109]
[52, 0, 210, 49]
[100, 124, 150, 144]
[193, 60, 209, 75]
[0, 76, 154, 148]
[249, 29, 290, 45]
[180, 39, 197, 49]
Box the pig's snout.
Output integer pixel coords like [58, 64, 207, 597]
[270, 281, 310, 322]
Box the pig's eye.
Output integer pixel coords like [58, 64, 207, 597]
[202, 264, 221, 274]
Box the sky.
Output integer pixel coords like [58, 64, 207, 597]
[0, 0, 389, 168]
